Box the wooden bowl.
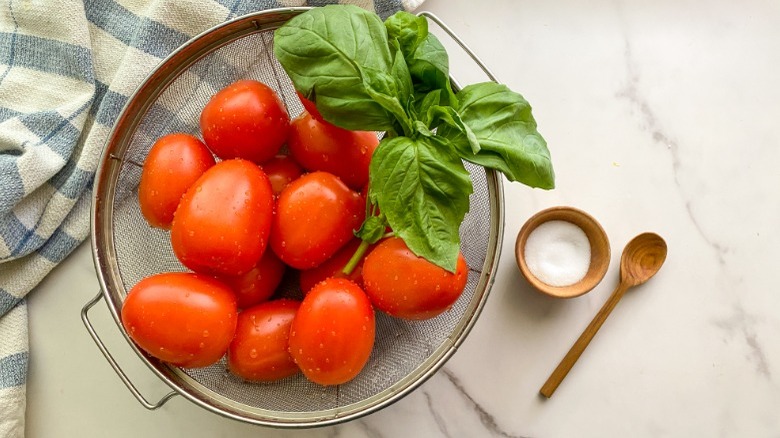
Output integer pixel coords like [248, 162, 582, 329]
[515, 206, 611, 298]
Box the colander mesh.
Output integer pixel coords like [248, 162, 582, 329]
[103, 10, 497, 423]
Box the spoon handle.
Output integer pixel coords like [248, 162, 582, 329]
[539, 281, 630, 398]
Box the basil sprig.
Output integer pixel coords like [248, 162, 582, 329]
[274, 5, 554, 272]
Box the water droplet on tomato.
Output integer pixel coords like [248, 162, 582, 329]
[199, 342, 205, 349]
[249, 349, 258, 359]
[319, 343, 324, 349]
[202, 330, 209, 338]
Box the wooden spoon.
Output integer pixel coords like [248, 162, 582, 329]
[539, 232, 668, 398]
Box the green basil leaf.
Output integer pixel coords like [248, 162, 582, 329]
[415, 89, 441, 120]
[384, 11, 427, 53]
[385, 11, 457, 107]
[369, 135, 473, 272]
[355, 214, 388, 244]
[426, 105, 480, 154]
[364, 44, 415, 135]
[273, 5, 399, 132]
[439, 82, 555, 189]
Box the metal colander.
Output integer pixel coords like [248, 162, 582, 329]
[83, 7, 504, 428]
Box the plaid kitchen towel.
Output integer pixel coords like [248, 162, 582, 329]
[0, 0, 423, 435]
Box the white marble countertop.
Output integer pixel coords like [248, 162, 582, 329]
[25, 0, 780, 436]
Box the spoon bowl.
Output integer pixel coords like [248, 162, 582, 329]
[620, 232, 667, 287]
[539, 232, 668, 398]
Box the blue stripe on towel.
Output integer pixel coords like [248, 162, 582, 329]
[17, 111, 83, 161]
[0, 352, 28, 389]
[84, 0, 190, 59]
[37, 227, 81, 264]
[0, 289, 21, 316]
[0, 164, 24, 216]
[0, 33, 93, 81]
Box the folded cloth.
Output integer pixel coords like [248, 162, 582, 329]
[0, 0, 423, 435]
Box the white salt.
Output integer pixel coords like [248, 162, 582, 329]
[524, 220, 591, 287]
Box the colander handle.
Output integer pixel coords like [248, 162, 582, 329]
[81, 291, 178, 410]
[416, 11, 499, 85]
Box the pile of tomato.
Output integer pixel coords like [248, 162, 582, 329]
[123, 79, 469, 386]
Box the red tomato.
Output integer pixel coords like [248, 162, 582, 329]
[121, 272, 238, 368]
[362, 237, 469, 320]
[288, 278, 375, 385]
[287, 110, 379, 189]
[218, 249, 286, 309]
[270, 171, 365, 270]
[295, 91, 325, 123]
[299, 238, 370, 294]
[138, 133, 215, 229]
[227, 299, 300, 382]
[171, 159, 274, 276]
[200, 79, 290, 164]
[261, 154, 304, 195]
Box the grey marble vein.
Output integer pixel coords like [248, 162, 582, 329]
[423, 389, 454, 438]
[355, 419, 386, 438]
[441, 368, 529, 438]
[615, 10, 728, 267]
[713, 303, 771, 379]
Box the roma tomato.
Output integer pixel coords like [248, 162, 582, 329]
[270, 171, 364, 270]
[200, 79, 290, 164]
[138, 133, 215, 229]
[362, 237, 469, 320]
[288, 278, 375, 385]
[287, 110, 379, 189]
[261, 154, 304, 195]
[171, 159, 273, 276]
[227, 299, 300, 382]
[218, 249, 286, 309]
[299, 238, 370, 294]
[121, 272, 238, 368]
